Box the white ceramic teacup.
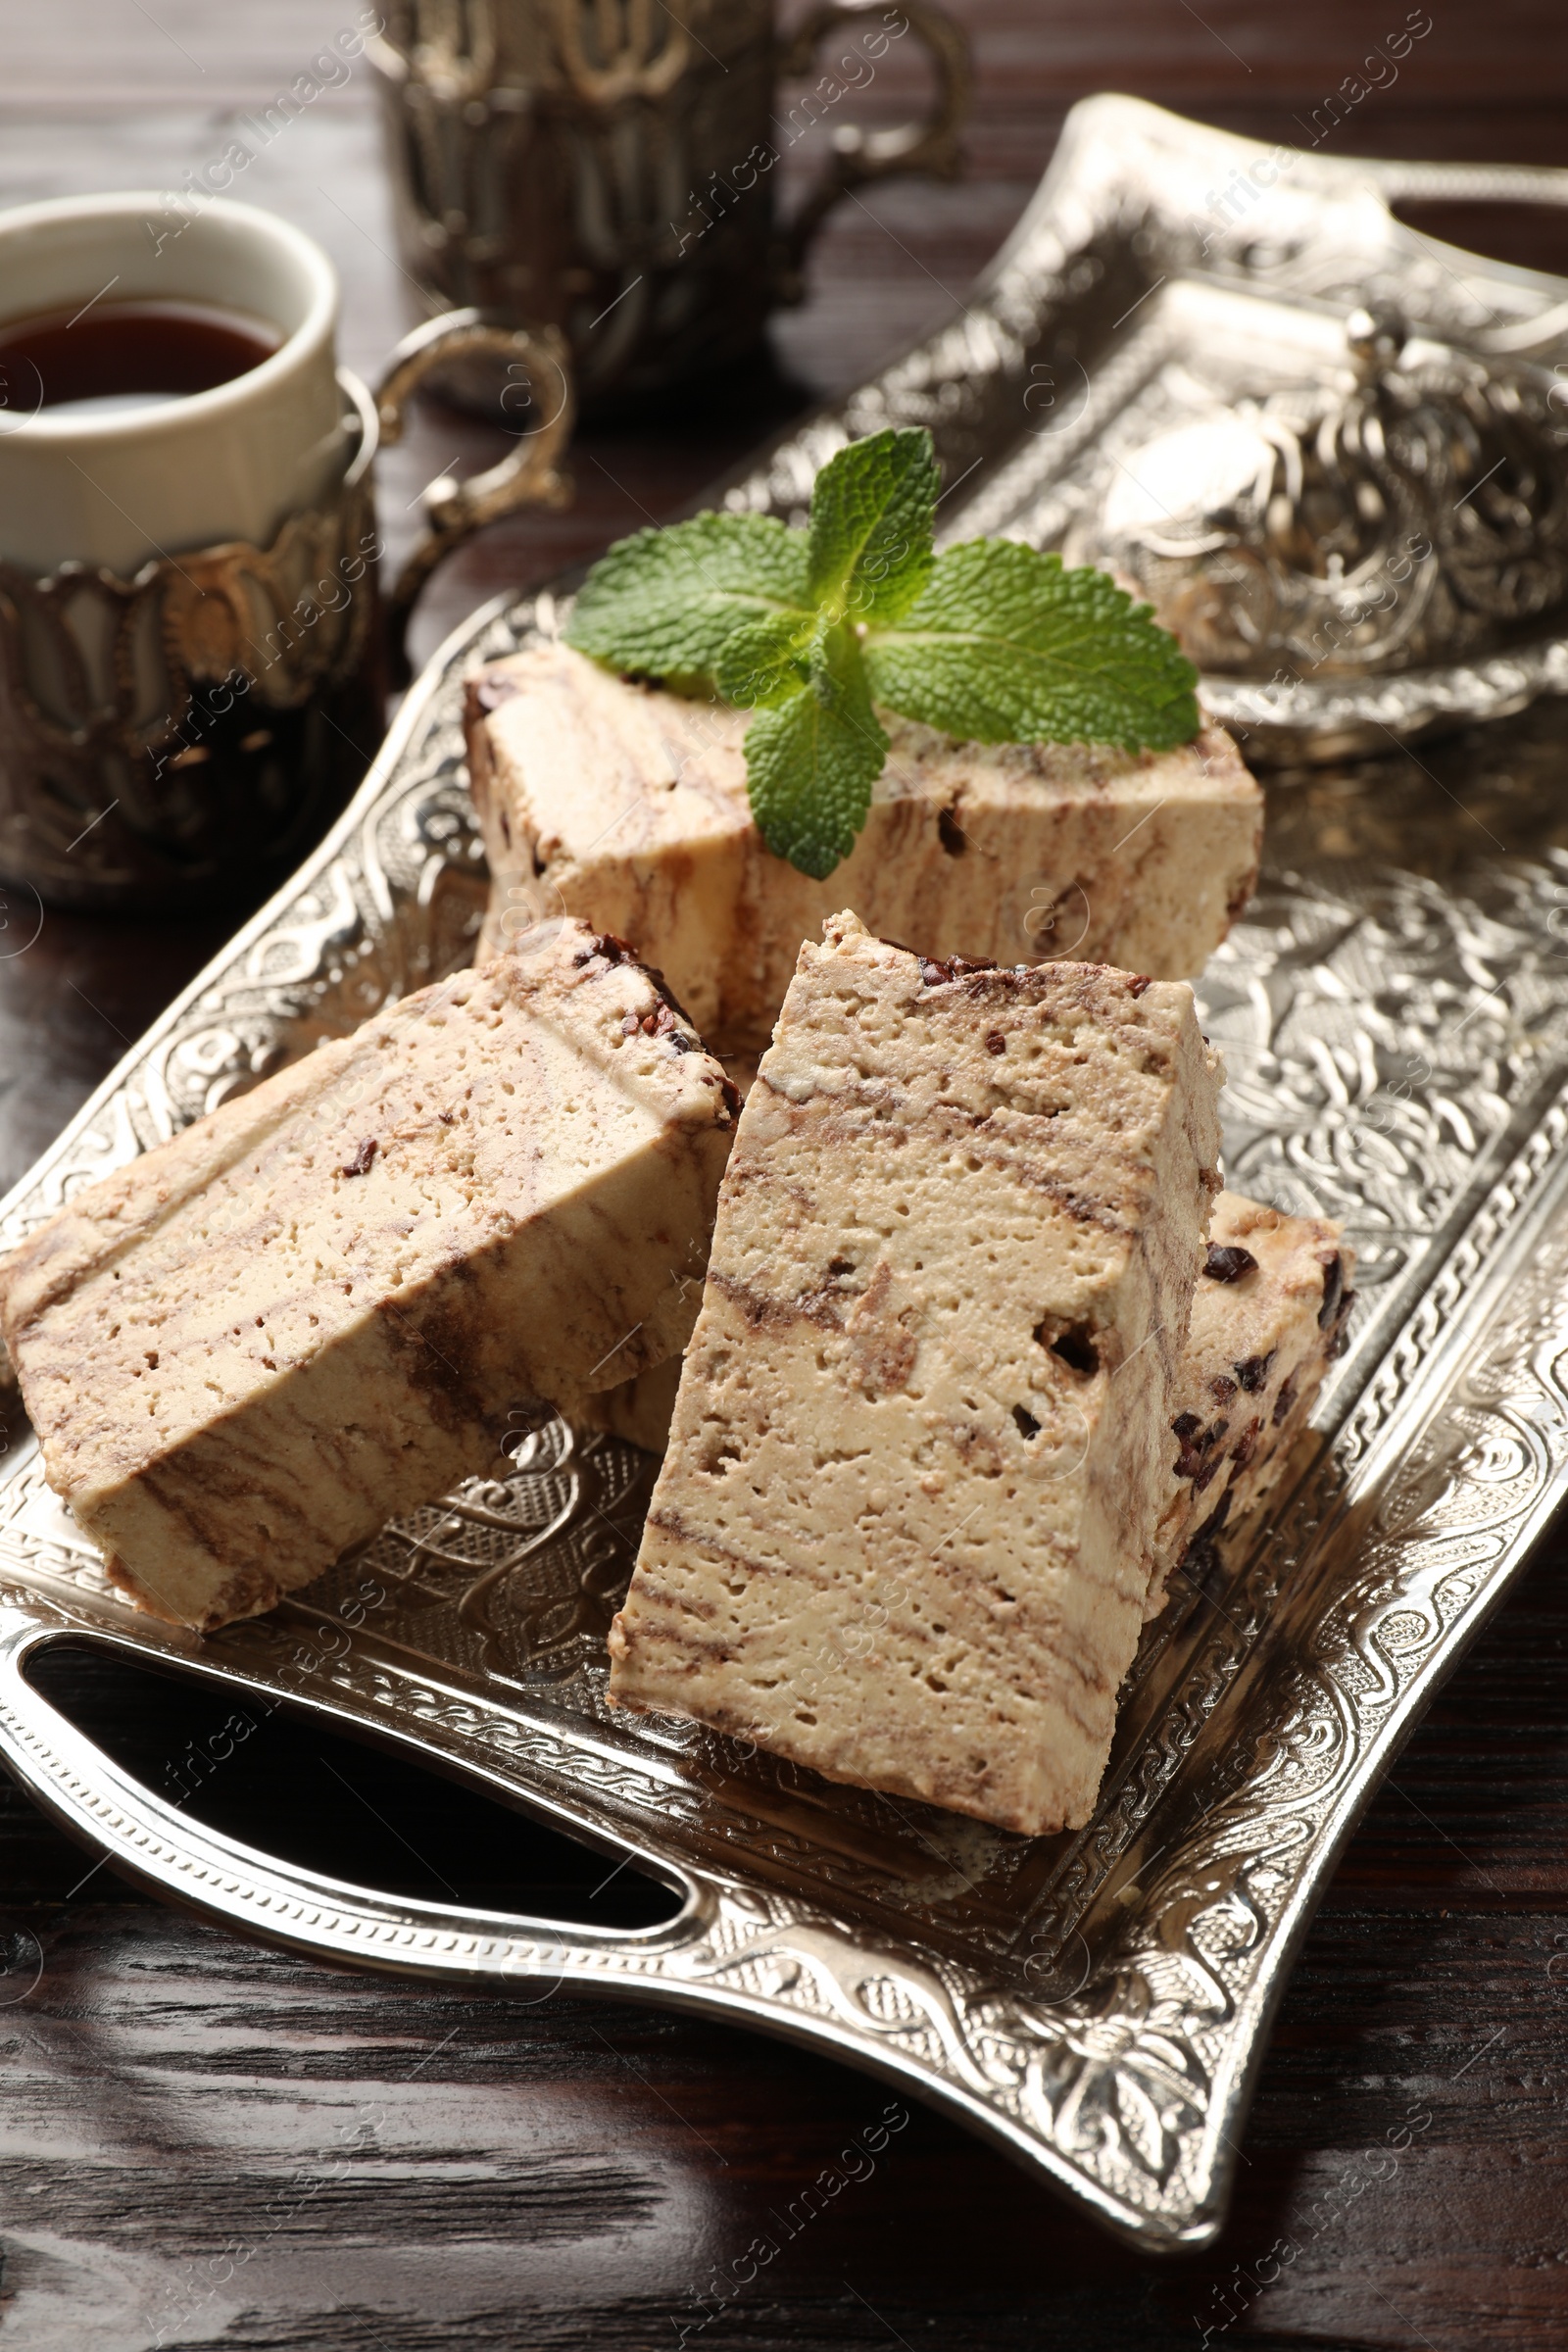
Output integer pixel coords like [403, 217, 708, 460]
[0, 193, 346, 576]
[0, 190, 573, 913]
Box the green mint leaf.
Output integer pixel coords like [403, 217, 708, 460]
[715, 609, 815, 710]
[862, 540, 1200, 752]
[564, 512, 812, 688]
[745, 623, 888, 880]
[564, 432, 1199, 883]
[807, 426, 939, 625]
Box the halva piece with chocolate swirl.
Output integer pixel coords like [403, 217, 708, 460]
[1146, 1190, 1355, 1618]
[0, 924, 737, 1633]
[466, 641, 1263, 1054]
[608, 911, 1223, 1838]
[587, 1200, 1355, 1604]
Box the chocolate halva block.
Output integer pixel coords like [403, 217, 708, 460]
[466, 641, 1262, 1054]
[588, 1200, 1355, 1597]
[1146, 1190, 1354, 1618]
[608, 912, 1223, 1837]
[0, 923, 737, 1632]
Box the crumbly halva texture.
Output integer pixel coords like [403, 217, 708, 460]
[580, 1038, 761, 1455]
[581, 1348, 685, 1455]
[466, 641, 1262, 1054]
[586, 1197, 1356, 1592]
[1146, 1190, 1355, 1619]
[608, 912, 1223, 1838]
[0, 924, 738, 1634]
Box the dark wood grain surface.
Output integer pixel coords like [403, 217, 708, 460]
[6, 5, 1568, 2346]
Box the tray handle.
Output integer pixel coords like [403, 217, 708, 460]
[1362, 161, 1568, 355]
[0, 1611, 706, 1989]
[1363, 158, 1568, 208]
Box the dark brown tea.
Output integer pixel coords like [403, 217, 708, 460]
[0, 297, 281, 419]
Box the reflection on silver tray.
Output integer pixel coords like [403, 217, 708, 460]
[5, 99, 1568, 2249]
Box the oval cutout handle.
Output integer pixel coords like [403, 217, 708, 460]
[0, 1612, 705, 1989]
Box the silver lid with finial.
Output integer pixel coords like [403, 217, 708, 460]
[1063, 298, 1568, 759]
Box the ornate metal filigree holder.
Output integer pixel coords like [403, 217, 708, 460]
[0, 312, 571, 911]
[8, 102, 1568, 2249]
[0, 373, 383, 913]
[1067, 300, 1568, 754]
[367, 0, 970, 407]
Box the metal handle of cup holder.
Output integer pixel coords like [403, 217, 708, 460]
[375, 310, 575, 687]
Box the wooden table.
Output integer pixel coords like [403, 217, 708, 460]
[5, 5, 1568, 2345]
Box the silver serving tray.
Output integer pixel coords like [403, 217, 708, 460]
[5, 99, 1568, 2250]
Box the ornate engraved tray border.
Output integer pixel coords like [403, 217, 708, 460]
[4, 101, 1568, 2249]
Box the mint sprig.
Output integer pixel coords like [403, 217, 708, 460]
[807, 422, 939, 623]
[564, 427, 1199, 881]
[862, 537, 1201, 749]
[564, 510, 812, 692]
[746, 621, 889, 877]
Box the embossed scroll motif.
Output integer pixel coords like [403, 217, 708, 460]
[7, 102, 1568, 2251]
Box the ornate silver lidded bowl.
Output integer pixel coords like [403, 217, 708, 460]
[1066, 300, 1568, 759]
